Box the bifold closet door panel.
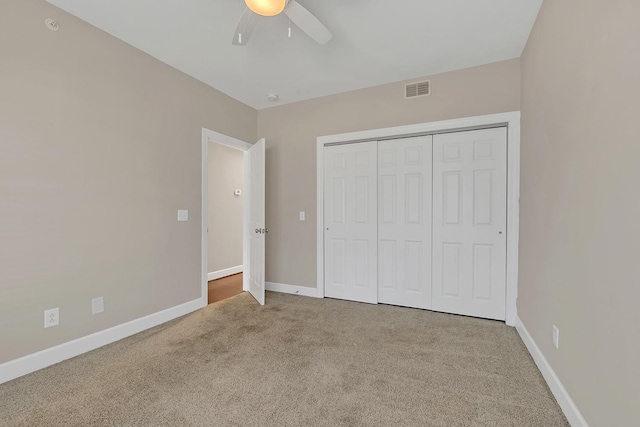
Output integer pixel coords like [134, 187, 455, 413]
[378, 136, 433, 309]
[432, 128, 507, 320]
[324, 142, 378, 304]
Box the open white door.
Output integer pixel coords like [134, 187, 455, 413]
[244, 138, 266, 305]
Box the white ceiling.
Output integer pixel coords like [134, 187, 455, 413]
[46, 0, 542, 109]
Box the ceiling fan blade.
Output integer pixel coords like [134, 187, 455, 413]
[284, 0, 332, 45]
[232, 8, 258, 46]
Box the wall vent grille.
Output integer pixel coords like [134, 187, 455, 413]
[405, 80, 430, 98]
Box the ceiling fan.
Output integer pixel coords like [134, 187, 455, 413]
[232, 0, 332, 46]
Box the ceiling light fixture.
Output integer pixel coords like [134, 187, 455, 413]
[244, 0, 286, 17]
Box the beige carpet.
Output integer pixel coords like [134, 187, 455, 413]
[0, 292, 568, 426]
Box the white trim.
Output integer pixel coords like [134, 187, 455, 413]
[202, 128, 253, 302]
[201, 129, 209, 306]
[266, 282, 322, 298]
[505, 118, 520, 326]
[515, 316, 588, 427]
[317, 112, 518, 145]
[316, 111, 520, 325]
[0, 298, 204, 385]
[203, 129, 252, 151]
[208, 265, 243, 281]
[242, 150, 250, 293]
[316, 139, 325, 301]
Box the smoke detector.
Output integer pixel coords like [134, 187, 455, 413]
[45, 19, 60, 31]
[266, 93, 279, 102]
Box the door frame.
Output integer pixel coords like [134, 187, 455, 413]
[201, 128, 253, 306]
[316, 111, 521, 326]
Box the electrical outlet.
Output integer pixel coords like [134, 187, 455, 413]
[92, 297, 104, 314]
[44, 308, 59, 328]
[177, 210, 189, 221]
[553, 325, 560, 349]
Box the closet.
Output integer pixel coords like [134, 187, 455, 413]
[323, 127, 508, 321]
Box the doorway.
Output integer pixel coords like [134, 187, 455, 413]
[207, 140, 245, 304]
[201, 128, 266, 307]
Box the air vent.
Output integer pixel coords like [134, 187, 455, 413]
[405, 80, 430, 99]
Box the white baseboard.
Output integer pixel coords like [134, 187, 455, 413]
[266, 282, 321, 298]
[208, 265, 243, 281]
[515, 316, 588, 427]
[0, 298, 205, 385]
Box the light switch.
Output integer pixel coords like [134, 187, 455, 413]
[177, 210, 189, 221]
[300, 211, 305, 221]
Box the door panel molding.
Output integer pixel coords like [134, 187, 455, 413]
[324, 142, 378, 304]
[377, 136, 433, 310]
[246, 138, 266, 305]
[432, 128, 507, 320]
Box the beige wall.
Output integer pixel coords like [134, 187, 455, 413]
[519, 0, 640, 425]
[3, 1, 636, 422]
[0, 0, 256, 364]
[258, 58, 520, 287]
[207, 142, 243, 273]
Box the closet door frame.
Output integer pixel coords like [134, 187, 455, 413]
[317, 111, 521, 326]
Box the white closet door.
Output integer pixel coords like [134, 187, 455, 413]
[378, 136, 432, 309]
[432, 128, 507, 320]
[324, 142, 378, 304]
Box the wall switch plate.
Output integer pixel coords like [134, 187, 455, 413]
[44, 308, 59, 328]
[177, 210, 189, 221]
[299, 211, 305, 221]
[92, 297, 104, 314]
[553, 325, 560, 349]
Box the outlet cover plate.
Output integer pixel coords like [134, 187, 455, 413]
[44, 308, 59, 328]
[92, 297, 104, 314]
